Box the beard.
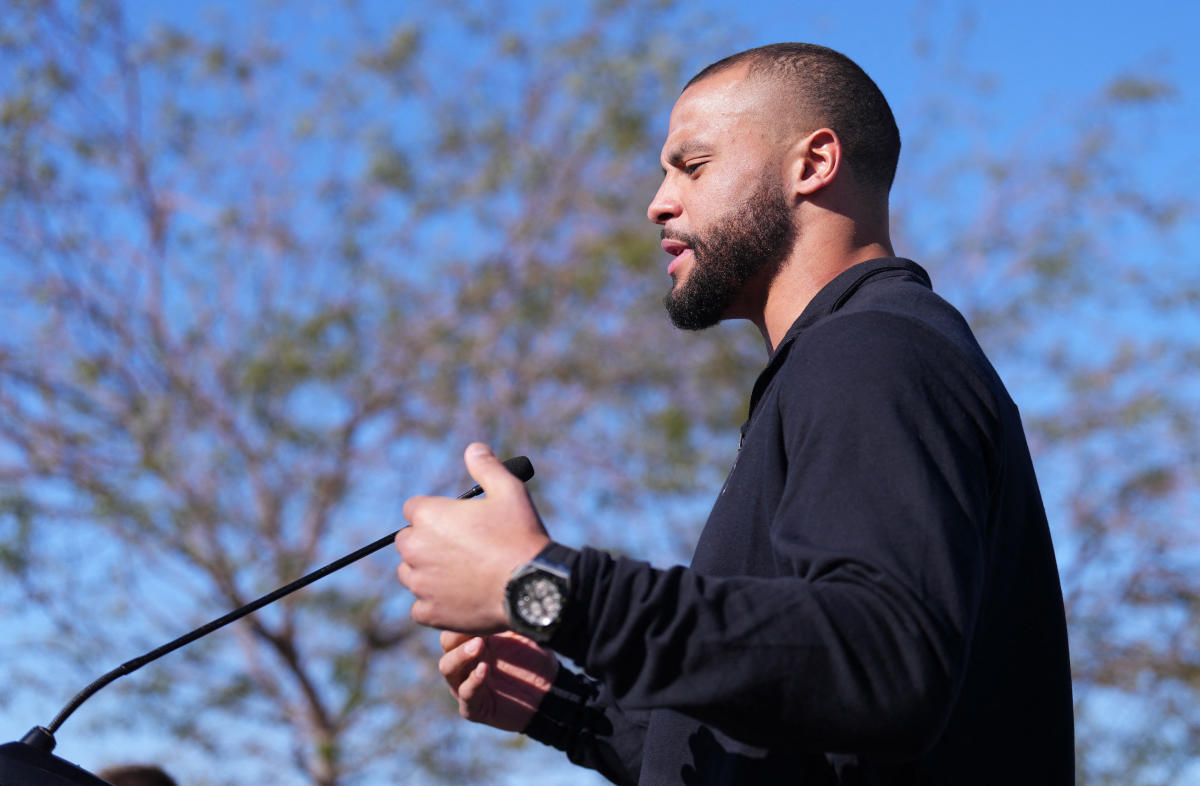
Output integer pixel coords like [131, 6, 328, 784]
[663, 175, 795, 331]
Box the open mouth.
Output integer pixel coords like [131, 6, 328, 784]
[661, 238, 693, 276]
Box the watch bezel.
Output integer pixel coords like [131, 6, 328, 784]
[504, 557, 572, 642]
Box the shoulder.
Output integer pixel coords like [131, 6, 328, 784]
[775, 305, 1005, 424]
[787, 304, 971, 377]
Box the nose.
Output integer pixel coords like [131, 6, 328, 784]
[646, 178, 681, 225]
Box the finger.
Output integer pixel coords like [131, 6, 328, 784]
[393, 525, 425, 568]
[401, 494, 433, 525]
[489, 644, 559, 689]
[410, 597, 435, 628]
[438, 636, 483, 690]
[462, 442, 520, 498]
[457, 660, 490, 716]
[395, 561, 414, 590]
[441, 630, 473, 653]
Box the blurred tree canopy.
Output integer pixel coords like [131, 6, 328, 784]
[894, 26, 1198, 784]
[0, 1, 1196, 784]
[0, 1, 740, 782]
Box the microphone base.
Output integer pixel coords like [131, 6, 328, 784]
[0, 731, 111, 786]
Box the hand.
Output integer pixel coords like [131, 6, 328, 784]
[396, 442, 551, 633]
[439, 630, 560, 732]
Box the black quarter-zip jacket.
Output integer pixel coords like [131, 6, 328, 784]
[526, 258, 1074, 785]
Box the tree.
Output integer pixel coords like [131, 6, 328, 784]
[0, 1, 737, 783]
[891, 23, 1198, 784]
[1, 2, 1196, 784]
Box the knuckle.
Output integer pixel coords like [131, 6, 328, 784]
[402, 495, 433, 526]
[394, 530, 414, 561]
[410, 600, 431, 626]
[438, 653, 457, 678]
[396, 535, 426, 567]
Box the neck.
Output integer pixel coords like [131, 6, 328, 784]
[758, 238, 892, 352]
[717, 191, 895, 354]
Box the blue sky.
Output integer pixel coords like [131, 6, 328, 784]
[736, 0, 1196, 109]
[4, 0, 1197, 783]
[742, 0, 1197, 186]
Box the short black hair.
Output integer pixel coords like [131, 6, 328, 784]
[97, 764, 178, 786]
[686, 43, 901, 195]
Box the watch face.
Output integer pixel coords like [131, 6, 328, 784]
[515, 576, 564, 627]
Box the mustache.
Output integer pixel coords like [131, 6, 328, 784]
[660, 228, 699, 247]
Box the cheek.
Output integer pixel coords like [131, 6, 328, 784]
[685, 169, 758, 224]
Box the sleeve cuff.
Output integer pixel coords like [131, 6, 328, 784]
[523, 664, 600, 750]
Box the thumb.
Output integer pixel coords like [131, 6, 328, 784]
[463, 442, 520, 496]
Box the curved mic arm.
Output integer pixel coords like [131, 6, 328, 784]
[41, 455, 535, 741]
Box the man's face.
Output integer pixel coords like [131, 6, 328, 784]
[661, 174, 794, 330]
[648, 67, 795, 330]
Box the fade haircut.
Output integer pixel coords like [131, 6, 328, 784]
[96, 765, 178, 786]
[686, 43, 901, 196]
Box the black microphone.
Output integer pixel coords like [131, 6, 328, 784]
[0, 455, 535, 786]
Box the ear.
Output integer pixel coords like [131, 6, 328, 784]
[787, 128, 841, 198]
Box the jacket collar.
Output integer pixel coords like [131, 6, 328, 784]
[773, 257, 929, 355]
[745, 257, 931, 421]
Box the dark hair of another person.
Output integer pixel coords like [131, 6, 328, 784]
[686, 43, 901, 196]
[96, 763, 179, 786]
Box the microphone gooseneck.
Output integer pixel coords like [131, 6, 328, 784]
[40, 455, 536, 739]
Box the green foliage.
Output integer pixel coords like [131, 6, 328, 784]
[367, 143, 414, 192]
[1105, 75, 1175, 103]
[0, 493, 34, 573]
[0, 0, 734, 782]
[360, 25, 422, 78]
[0, 2, 1193, 784]
[895, 32, 1197, 785]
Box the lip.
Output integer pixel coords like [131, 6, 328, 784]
[661, 238, 690, 256]
[661, 238, 692, 276]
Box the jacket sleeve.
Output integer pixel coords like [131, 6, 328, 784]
[523, 663, 648, 785]
[544, 313, 999, 757]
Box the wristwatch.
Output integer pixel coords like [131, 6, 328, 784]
[504, 553, 572, 643]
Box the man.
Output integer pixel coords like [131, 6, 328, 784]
[97, 764, 178, 786]
[396, 43, 1074, 784]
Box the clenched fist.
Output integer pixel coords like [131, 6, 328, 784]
[395, 443, 551, 633]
